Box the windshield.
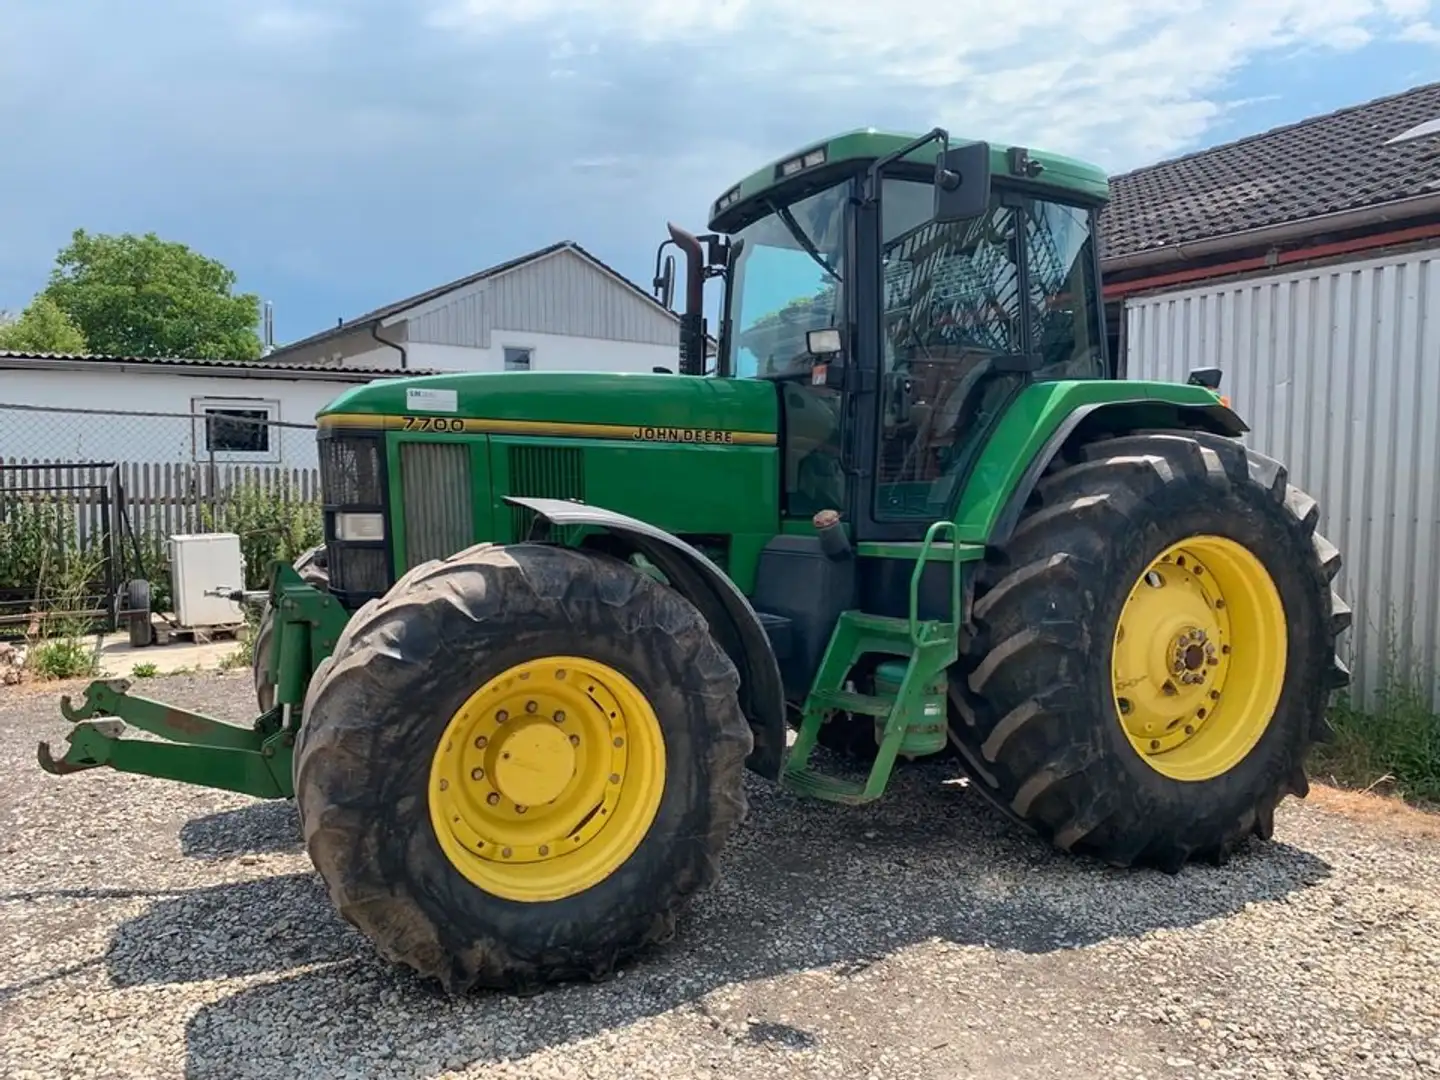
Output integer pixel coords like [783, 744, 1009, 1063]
[723, 181, 849, 379]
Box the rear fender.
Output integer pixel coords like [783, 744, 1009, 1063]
[989, 397, 1249, 548]
[505, 496, 786, 780]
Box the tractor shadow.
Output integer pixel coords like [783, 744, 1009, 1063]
[179, 802, 306, 861]
[108, 757, 1333, 1077]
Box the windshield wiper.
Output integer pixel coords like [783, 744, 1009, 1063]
[770, 201, 843, 283]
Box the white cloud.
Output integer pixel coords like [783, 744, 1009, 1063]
[1399, 19, 1440, 41]
[423, 0, 1435, 170]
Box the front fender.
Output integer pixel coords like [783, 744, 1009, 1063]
[504, 496, 787, 781]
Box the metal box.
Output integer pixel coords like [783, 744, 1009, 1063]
[168, 533, 246, 629]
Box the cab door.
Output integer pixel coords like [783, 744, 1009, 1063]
[859, 182, 1106, 540]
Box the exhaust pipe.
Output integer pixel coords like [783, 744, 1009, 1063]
[667, 222, 707, 376]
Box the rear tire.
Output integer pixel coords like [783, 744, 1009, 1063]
[950, 430, 1350, 872]
[293, 542, 752, 993]
[252, 545, 328, 712]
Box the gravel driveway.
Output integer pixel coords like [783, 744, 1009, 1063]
[1, 671, 1438, 1080]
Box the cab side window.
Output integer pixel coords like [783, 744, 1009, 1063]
[1024, 200, 1104, 380]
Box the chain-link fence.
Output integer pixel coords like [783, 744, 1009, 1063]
[0, 403, 326, 635]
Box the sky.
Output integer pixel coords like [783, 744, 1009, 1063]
[2, 0, 1438, 349]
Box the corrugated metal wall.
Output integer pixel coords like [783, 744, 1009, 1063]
[1124, 244, 1440, 710]
[406, 250, 679, 348]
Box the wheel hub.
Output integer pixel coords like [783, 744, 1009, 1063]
[427, 656, 666, 902]
[492, 723, 576, 808]
[1110, 536, 1286, 781]
[1170, 628, 1218, 686]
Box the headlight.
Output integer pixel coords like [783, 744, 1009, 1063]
[335, 512, 385, 542]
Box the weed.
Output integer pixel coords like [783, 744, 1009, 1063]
[23, 543, 105, 681]
[200, 477, 322, 589]
[131, 661, 159, 678]
[1310, 624, 1440, 807]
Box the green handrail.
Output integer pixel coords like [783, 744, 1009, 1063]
[908, 519, 962, 647]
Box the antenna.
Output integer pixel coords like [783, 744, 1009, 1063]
[262, 301, 275, 356]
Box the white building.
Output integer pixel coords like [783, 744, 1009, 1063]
[262, 240, 686, 375]
[1101, 80, 1440, 709]
[0, 351, 421, 472]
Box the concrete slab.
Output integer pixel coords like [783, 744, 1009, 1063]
[95, 633, 242, 679]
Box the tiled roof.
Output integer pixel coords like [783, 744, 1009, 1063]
[1100, 80, 1440, 261]
[0, 350, 433, 379]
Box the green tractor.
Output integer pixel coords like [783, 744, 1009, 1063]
[38, 128, 1351, 994]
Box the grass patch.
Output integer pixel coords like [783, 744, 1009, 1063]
[1309, 636, 1440, 808]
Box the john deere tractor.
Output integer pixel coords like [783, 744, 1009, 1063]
[38, 128, 1351, 994]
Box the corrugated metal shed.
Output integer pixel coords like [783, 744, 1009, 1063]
[404, 248, 679, 349]
[1124, 244, 1440, 710]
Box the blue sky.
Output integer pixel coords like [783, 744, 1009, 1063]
[2, 0, 1437, 348]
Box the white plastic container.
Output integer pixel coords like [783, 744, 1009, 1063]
[168, 532, 246, 628]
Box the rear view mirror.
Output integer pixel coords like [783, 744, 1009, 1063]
[653, 254, 677, 310]
[933, 141, 991, 223]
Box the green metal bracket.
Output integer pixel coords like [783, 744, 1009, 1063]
[37, 677, 295, 799]
[265, 561, 351, 708]
[782, 519, 965, 805]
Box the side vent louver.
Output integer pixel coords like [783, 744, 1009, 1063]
[400, 442, 474, 569]
[507, 445, 585, 539]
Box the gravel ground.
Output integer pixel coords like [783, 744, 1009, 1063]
[2, 671, 1438, 1080]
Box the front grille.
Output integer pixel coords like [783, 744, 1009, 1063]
[507, 445, 585, 539]
[319, 436, 384, 506]
[319, 432, 388, 601]
[327, 547, 390, 596]
[400, 442, 473, 569]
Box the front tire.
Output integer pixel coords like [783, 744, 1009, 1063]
[950, 430, 1351, 872]
[293, 542, 752, 993]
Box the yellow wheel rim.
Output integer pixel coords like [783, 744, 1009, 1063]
[1110, 535, 1287, 782]
[427, 655, 666, 903]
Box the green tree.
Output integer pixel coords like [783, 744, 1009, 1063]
[42, 229, 262, 360]
[0, 295, 89, 353]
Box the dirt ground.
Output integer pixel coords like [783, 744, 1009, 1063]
[1, 671, 1438, 1080]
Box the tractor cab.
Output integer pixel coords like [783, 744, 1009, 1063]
[655, 129, 1110, 541]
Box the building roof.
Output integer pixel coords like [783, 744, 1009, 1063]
[1101, 80, 1440, 262]
[268, 240, 676, 359]
[0, 350, 435, 381]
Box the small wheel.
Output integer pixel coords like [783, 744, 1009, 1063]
[951, 430, 1350, 872]
[124, 579, 152, 648]
[253, 545, 329, 713]
[293, 542, 752, 992]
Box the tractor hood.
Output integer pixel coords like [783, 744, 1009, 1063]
[316, 370, 779, 444]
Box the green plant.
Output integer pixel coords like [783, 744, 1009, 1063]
[0, 496, 79, 593]
[131, 661, 159, 678]
[1310, 622, 1440, 806]
[200, 478, 322, 589]
[24, 543, 104, 681]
